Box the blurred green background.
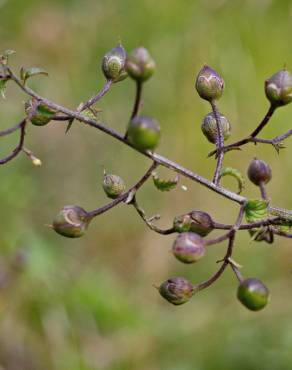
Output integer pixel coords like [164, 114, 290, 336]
[0, 0, 292, 369]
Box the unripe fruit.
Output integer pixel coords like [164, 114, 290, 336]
[195, 65, 224, 101]
[126, 47, 155, 82]
[102, 44, 128, 82]
[247, 158, 272, 186]
[189, 210, 214, 236]
[173, 214, 192, 233]
[159, 277, 194, 305]
[25, 100, 55, 126]
[127, 116, 160, 151]
[201, 112, 231, 144]
[265, 69, 292, 107]
[237, 278, 270, 311]
[172, 232, 205, 264]
[103, 173, 126, 199]
[52, 205, 91, 238]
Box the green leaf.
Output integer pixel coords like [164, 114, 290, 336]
[152, 172, 179, 192]
[20, 67, 49, 85]
[219, 167, 245, 194]
[0, 79, 7, 98]
[245, 199, 269, 223]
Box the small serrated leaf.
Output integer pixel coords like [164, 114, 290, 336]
[152, 172, 179, 192]
[20, 67, 49, 85]
[219, 167, 245, 194]
[245, 199, 269, 223]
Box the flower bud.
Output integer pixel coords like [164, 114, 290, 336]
[25, 100, 55, 126]
[52, 205, 91, 238]
[126, 47, 155, 82]
[237, 278, 270, 311]
[103, 173, 126, 199]
[172, 232, 205, 264]
[201, 112, 231, 144]
[31, 157, 42, 166]
[265, 69, 292, 107]
[158, 277, 194, 305]
[247, 158, 272, 186]
[195, 65, 224, 101]
[127, 116, 160, 151]
[173, 214, 192, 233]
[189, 210, 214, 236]
[101, 44, 128, 82]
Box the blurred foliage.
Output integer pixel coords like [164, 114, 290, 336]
[0, 0, 292, 369]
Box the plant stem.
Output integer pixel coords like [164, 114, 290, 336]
[211, 100, 225, 185]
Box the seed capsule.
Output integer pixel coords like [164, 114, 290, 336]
[127, 116, 160, 151]
[201, 112, 231, 144]
[103, 173, 126, 199]
[101, 44, 128, 82]
[237, 278, 270, 311]
[52, 205, 91, 238]
[25, 100, 55, 126]
[158, 277, 194, 305]
[126, 47, 155, 82]
[247, 158, 272, 186]
[189, 210, 214, 236]
[265, 69, 292, 107]
[172, 232, 205, 264]
[195, 65, 224, 101]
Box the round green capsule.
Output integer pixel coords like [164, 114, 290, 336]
[25, 100, 55, 126]
[127, 116, 160, 151]
[265, 69, 292, 107]
[201, 112, 231, 144]
[126, 47, 155, 82]
[103, 173, 126, 199]
[102, 44, 128, 82]
[195, 65, 224, 102]
[172, 232, 205, 264]
[237, 278, 270, 311]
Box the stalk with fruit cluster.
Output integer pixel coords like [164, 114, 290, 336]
[0, 46, 292, 311]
